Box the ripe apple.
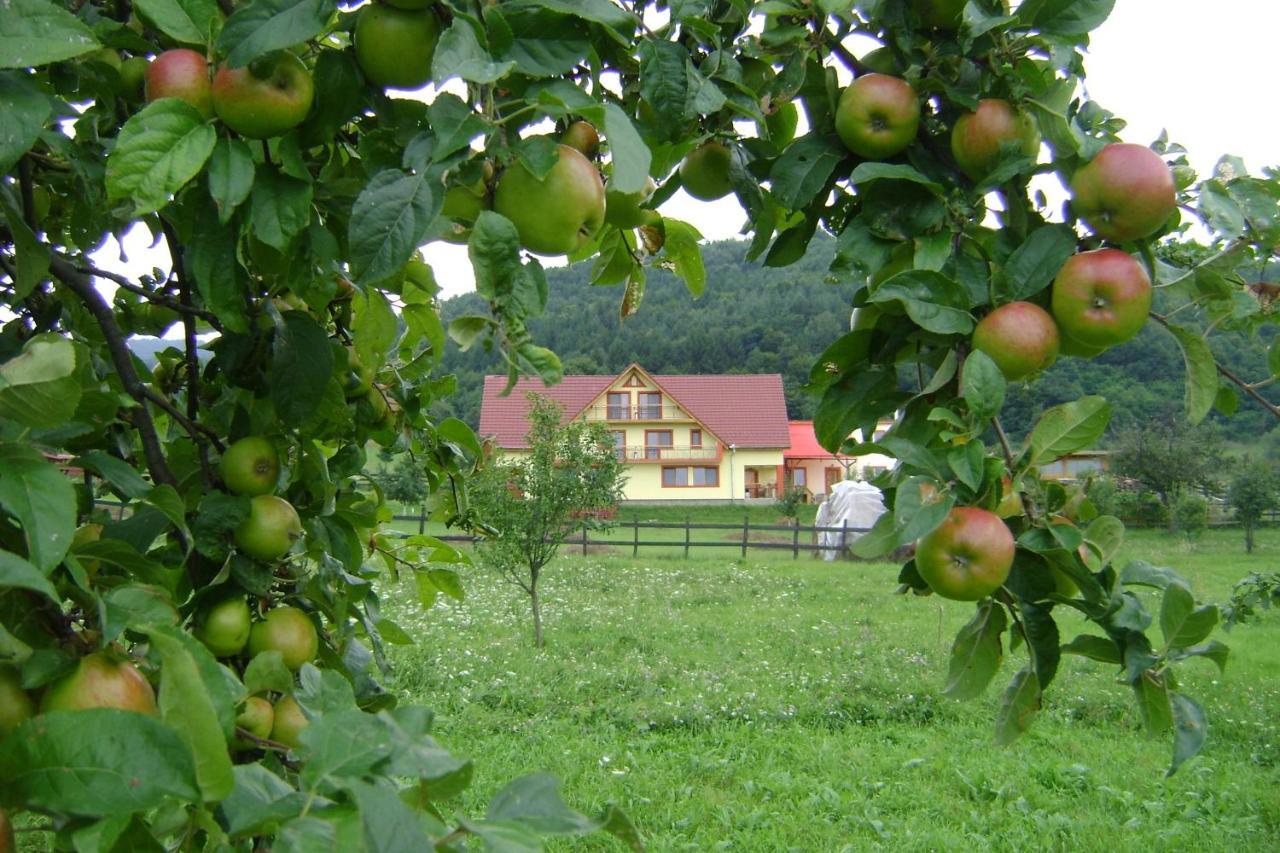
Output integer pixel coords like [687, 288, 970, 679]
[560, 120, 600, 158]
[911, 0, 966, 29]
[972, 301, 1060, 380]
[271, 695, 309, 748]
[915, 507, 1015, 601]
[950, 99, 1040, 180]
[248, 605, 318, 671]
[195, 596, 252, 658]
[834, 74, 920, 160]
[493, 144, 606, 255]
[212, 52, 314, 139]
[1070, 143, 1176, 243]
[234, 495, 303, 561]
[1051, 248, 1152, 349]
[604, 176, 659, 229]
[235, 695, 274, 748]
[39, 651, 157, 715]
[220, 436, 281, 497]
[679, 140, 733, 201]
[0, 666, 34, 734]
[354, 4, 440, 91]
[146, 49, 213, 119]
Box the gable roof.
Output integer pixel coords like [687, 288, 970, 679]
[784, 420, 850, 460]
[478, 369, 791, 449]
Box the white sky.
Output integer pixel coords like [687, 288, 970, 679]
[109, 2, 1279, 301]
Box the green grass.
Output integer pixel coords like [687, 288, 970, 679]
[381, 527, 1280, 851]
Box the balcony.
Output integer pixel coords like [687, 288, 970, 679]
[583, 404, 689, 422]
[615, 444, 721, 463]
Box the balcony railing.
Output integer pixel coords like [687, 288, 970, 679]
[583, 404, 688, 421]
[615, 444, 720, 462]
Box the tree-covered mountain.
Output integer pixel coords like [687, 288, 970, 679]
[435, 238, 1279, 442]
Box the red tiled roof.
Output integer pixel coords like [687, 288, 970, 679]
[783, 420, 850, 460]
[478, 370, 791, 449]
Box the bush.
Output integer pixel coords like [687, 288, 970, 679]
[1173, 493, 1209, 543]
[775, 486, 806, 520]
[1087, 476, 1120, 516]
[1113, 490, 1169, 528]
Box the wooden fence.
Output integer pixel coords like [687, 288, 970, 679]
[390, 514, 872, 559]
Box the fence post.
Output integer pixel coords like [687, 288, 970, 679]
[792, 517, 800, 559]
[632, 516, 639, 558]
[741, 514, 749, 558]
[840, 519, 847, 557]
[582, 519, 588, 556]
[418, 506, 426, 536]
[684, 515, 691, 559]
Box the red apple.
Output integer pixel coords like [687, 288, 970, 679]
[1051, 249, 1152, 349]
[212, 52, 314, 139]
[950, 99, 1040, 180]
[834, 74, 920, 160]
[972, 301, 1060, 380]
[915, 507, 1015, 601]
[1070, 143, 1176, 243]
[146, 49, 213, 119]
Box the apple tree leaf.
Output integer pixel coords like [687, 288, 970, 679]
[105, 99, 216, 217]
[0, 0, 99, 68]
[769, 133, 846, 212]
[1026, 395, 1110, 466]
[661, 219, 706, 298]
[348, 170, 439, 286]
[1160, 582, 1219, 649]
[1168, 692, 1208, 776]
[270, 311, 334, 428]
[993, 667, 1040, 745]
[217, 0, 337, 69]
[1002, 224, 1077, 301]
[602, 102, 650, 194]
[0, 442, 76, 574]
[431, 20, 517, 85]
[961, 350, 1006, 421]
[207, 139, 255, 224]
[868, 270, 975, 335]
[0, 334, 81, 429]
[945, 599, 1007, 700]
[132, 0, 221, 46]
[0, 71, 51, 174]
[1163, 323, 1217, 425]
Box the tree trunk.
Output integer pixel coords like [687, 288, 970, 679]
[530, 582, 543, 648]
[1245, 519, 1255, 554]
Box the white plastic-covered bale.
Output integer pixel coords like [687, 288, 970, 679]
[815, 480, 888, 561]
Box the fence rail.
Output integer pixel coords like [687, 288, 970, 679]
[390, 514, 872, 559]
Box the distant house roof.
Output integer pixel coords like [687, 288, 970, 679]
[478, 367, 791, 450]
[783, 420, 851, 461]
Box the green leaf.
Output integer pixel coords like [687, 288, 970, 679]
[348, 170, 439, 286]
[849, 162, 943, 194]
[602, 102, 650, 194]
[133, 0, 221, 46]
[0, 442, 76, 574]
[1021, 601, 1061, 690]
[76, 451, 152, 500]
[242, 650, 294, 697]
[1120, 560, 1184, 590]
[447, 316, 490, 351]
[960, 350, 1006, 421]
[944, 600, 1007, 700]
[1083, 515, 1125, 567]
[270, 311, 334, 427]
[1060, 633, 1122, 664]
[426, 94, 489, 160]
[0, 71, 51, 174]
[0, 0, 100, 68]
[250, 165, 312, 251]
[1026, 396, 1110, 466]
[1133, 669, 1172, 734]
[1162, 323, 1217, 426]
[346, 779, 435, 851]
[0, 334, 81, 428]
[501, 9, 589, 76]
[427, 568, 464, 601]
[188, 206, 250, 334]
[144, 626, 235, 802]
[0, 550, 59, 602]
[403, 304, 445, 367]
[217, 0, 336, 69]
[0, 186, 50, 299]
[1002, 225, 1077, 301]
[0, 709, 200, 816]
[638, 40, 689, 128]
[518, 344, 563, 385]
[486, 772, 603, 835]
[1017, 0, 1115, 35]
[1160, 582, 1218, 649]
[352, 288, 399, 372]
[438, 418, 483, 458]
[299, 710, 393, 788]
[469, 211, 523, 301]
[106, 99, 216, 217]
[768, 134, 846, 211]
[1173, 640, 1229, 674]
[1167, 692, 1207, 776]
[218, 764, 310, 839]
[1268, 337, 1280, 379]
[868, 270, 974, 335]
[661, 219, 706, 297]
[993, 667, 1040, 745]
[207, 139, 255, 224]
[431, 20, 517, 84]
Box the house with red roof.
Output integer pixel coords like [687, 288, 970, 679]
[478, 364, 791, 501]
[782, 419, 896, 500]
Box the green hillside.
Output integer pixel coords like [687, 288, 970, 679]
[435, 238, 1279, 442]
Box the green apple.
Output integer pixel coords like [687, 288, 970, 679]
[220, 436, 281, 497]
[271, 695, 309, 748]
[560, 120, 600, 158]
[0, 666, 34, 734]
[235, 695, 274, 748]
[195, 597, 253, 658]
[39, 652, 157, 715]
[679, 140, 733, 201]
[146, 49, 213, 119]
[1070, 143, 1176, 243]
[212, 52, 314, 139]
[249, 606, 318, 671]
[493, 144, 606, 255]
[119, 56, 149, 102]
[354, 4, 440, 90]
[835, 74, 920, 160]
[234, 495, 303, 561]
[950, 99, 1040, 180]
[604, 176, 658, 229]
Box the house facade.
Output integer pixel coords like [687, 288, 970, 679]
[782, 419, 898, 499]
[478, 365, 791, 502]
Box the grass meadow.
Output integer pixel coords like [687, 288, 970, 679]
[382, 526, 1280, 851]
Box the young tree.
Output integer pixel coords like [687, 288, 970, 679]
[1111, 414, 1226, 531]
[1228, 462, 1279, 553]
[471, 395, 624, 647]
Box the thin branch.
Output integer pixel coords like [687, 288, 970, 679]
[48, 257, 177, 487]
[992, 416, 1016, 471]
[1150, 312, 1280, 421]
[233, 726, 291, 753]
[140, 384, 225, 452]
[73, 263, 221, 327]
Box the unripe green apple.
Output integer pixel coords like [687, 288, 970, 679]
[146, 49, 214, 119]
[234, 495, 303, 561]
[119, 56, 149, 102]
[71, 522, 103, 576]
[212, 52, 314, 139]
[835, 74, 920, 160]
[220, 436, 281, 497]
[235, 695, 274, 747]
[0, 666, 35, 734]
[764, 101, 798, 147]
[972, 301, 1060, 380]
[1069, 143, 1176, 243]
[440, 173, 490, 244]
[354, 5, 440, 90]
[39, 652, 157, 715]
[604, 177, 658, 228]
[859, 46, 900, 75]
[248, 605, 318, 671]
[195, 597, 252, 658]
[950, 99, 1040, 180]
[271, 695, 309, 748]
[679, 141, 733, 201]
[493, 144, 606, 256]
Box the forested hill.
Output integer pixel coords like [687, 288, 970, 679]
[434, 238, 1280, 441]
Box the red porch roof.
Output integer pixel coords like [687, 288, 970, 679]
[783, 420, 851, 460]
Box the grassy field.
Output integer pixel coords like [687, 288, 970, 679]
[381, 526, 1280, 851]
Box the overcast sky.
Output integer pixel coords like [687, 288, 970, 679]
[111, 1, 1278, 301]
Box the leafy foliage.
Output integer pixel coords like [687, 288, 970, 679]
[1227, 461, 1280, 553]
